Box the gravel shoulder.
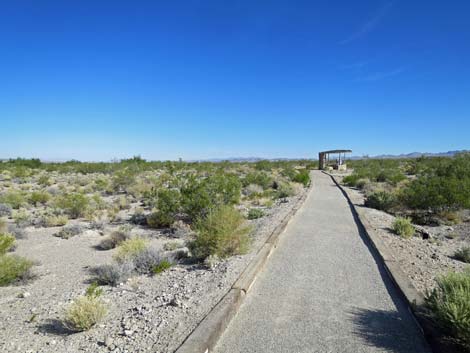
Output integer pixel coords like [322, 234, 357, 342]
[0, 192, 306, 353]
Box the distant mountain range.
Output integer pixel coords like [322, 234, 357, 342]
[1, 150, 468, 163]
[353, 150, 469, 160]
[197, 150, 469, 162]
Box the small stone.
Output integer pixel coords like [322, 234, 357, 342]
[104, 337, 114, 347]
[123, 330, 133, 336]
[169, 298, 182, 307]
[19, 292, 31, 298]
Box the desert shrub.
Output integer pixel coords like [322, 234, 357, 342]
[29, 191, 51, 206]
[242, 172, 273, 189]
[365, 191, 396, 211]
[146, 188, 180, 228]
[133, 248, 171, 274]
[247, 208, 264, 220]
[181, 174, 241, 221]
[37, 175, 51, 186]
[7, 225, 26, 239]
[0, 233, 15, 254]
[0, 204, 12, 217]
[392, 217, 415, 238]
[275, 182, 295, 198]
[0, 255, 33, 286]
[189, 205, 250, 260]
[114, 237, 148, 262]
[355, 178, 370, 190]
[243, 184, 264, 197]
[163, 241, 183, 251]
[153, 259, 172, 274]
[343, 174, 361, 187]
[292, 169, 310, 187]
[54, 224, 83, 239]
[98, 228, 130, 250]
[129, 211, 147, 226]
[0, 191, 26, 209]
[43, 214, 69, 227]
[91, 262, 133, 286]
[425, 270, 470, 347]
[64, 294, 107, 332]
[438, 211, 462, 225]
[12, 209, 31, 227]
[0, 218, 6, 233]
[454, 247, 470, 264]
[112, 168, 137, 193]
[54, 193, 90, 218]
[85, 281, 103, 298]
[401, 154, 470, 212]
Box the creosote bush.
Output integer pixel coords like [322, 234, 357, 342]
[392, 217, 415, 238]
[425, 270, 470, 348]
[364, 191, 396, 212]
[189, 205, 250, 260]
[54, 193, 90, 218]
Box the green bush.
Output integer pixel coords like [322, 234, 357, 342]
[292, 169, 310, 187]
[0, 191, 26, 209]
[343, 174, 361, 187]
[425, 270, 470, 348]
[181, 173, 241, 221]
[152, 259, 172, 274]
[454, 247, 470, 264]
[247, 208, 264, 220]
[0, 255, 33, 286]
[364, 191, 396, 211]
[29, 191, 51, 206]
[392, 217, 415, 238]
[54, 193, 90, 218]
[242, 172, 273, 189]
[401, 154, 470, 212]
[275, 182, 295, 199]
[0, 233, 15, 254]
[146, 188, 180, 228]
[189, 205, 250, 260]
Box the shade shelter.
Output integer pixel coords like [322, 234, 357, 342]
[318, 149, 352, 170]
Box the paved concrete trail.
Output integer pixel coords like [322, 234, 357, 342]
[214, 171, 430, 353]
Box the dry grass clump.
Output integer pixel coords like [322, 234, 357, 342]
[113, 237, 148, 262]
[392, 217, 415, 238]
[64, 288, 107, 331]
[425, 270, 470, 349]
[98, 228, 131, 250]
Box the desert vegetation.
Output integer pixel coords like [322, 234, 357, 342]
[339, 153, 470, 350]
[0, 157, 311, 352]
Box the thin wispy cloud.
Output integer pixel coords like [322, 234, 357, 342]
[340, 1, 393, 45]
[356, 67, 405, 82]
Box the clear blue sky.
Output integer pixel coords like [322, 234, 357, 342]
[1, 0, 469, 161]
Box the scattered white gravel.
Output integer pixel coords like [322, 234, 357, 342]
[0, 192, 306, 353]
